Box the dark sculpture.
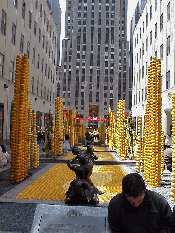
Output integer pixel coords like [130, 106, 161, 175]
[65, 146, 103, 205]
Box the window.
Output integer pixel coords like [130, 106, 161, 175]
[41, 58, 44, 73]
[160, 13, 163, 31]
[35, 0, 38, 9]
[43, 35, 45, 49]
[146, 37, 148, 51]
[0, 53, 4, 77]
[146, 13, 148, 27]
[48, 67, 50, 79]
[46, 42, 48, 53]
[142, 43, 144, 55]
[40, 3, 42, 18]
[167, 2, 170, 21]
[34, 21, 37, 36]
[155, 23, 157, 38]
[167, 36, 170, 56]
[9, 61, 14, 82]
[160, 44, 163, 60]
[32, 48, 35, 64]
[150, 31, 152, 45]
[32, 77, 34, 93]
[22, 1, 26, 19]
[47, 19, 49, 32]
[39, 28, 41, 43]
[27, 41, 30, 59]
[45, 64, 47, 76]
[20, 33, 24, 53]
[155, 0, 157, 10]
[50, 25, 52, 37]
[13, 0, 18, 8]
[142, 66, 144, 78]
[166, 70, 170, 89]
[143, 22, 144, 33]
[29, 11, 32, 29]
[11, 22, 16, 45]
[1, 10, 6, 36]
[150, 6, 152, 20]
[37, 54, 40, 69]
[44, 11, 46, 24]
[140, 27, 141, 39]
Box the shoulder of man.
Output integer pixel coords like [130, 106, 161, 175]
[146, 190, 170, 205]
[109, 192, 123, 206]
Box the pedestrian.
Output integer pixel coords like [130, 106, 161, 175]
[62, 134, 71, 156]
[108, 173, 172, 233]
[0, 145, 10, 167]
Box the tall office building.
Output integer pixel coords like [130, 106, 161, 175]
[60, 0, 129, 128]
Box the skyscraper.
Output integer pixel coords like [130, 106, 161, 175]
[60, 0, 129, 128]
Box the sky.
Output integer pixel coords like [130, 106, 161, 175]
[59, 0, 139, 60]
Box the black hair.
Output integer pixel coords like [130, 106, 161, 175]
[0, 145, 6, 153]
[122, 173, 146, 198]
[65, 134, 69, 140]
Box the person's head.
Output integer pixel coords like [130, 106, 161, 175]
[0, 145, 6, 153]
[122, 173, 146, 207]
[65, 134, 69, 140]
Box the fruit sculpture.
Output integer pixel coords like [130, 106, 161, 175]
[144, 57, 162, 187]
[55, 97, 64, 155]
[32, 113, 39, 168]
[78, 120, 86, 141]
[51, 115, 55, 158]
[161, 131, 164, 176]
[116, 100, 128, 160]
[170, 93, 175, 201]
[10, 54, 29, 183]
[68, 109, 74, 147]
[28, 101, 32, 169]
[135, 116, 142, 172]
[99, 121, 106, 141]
[108, 106, 114, 150]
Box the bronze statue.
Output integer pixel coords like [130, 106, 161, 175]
[65, 146, 103, 205]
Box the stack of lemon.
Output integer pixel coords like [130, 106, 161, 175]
[170, 93, 175, 201]
[10, 54, 29, 183]
[116, 100, 127, 160]
[28, 101, 32, 169]
[135, 116, 142, 172]
[99, 121, 106, 141]
[144, 57, 162, 187]
[33, 113, 39, 168]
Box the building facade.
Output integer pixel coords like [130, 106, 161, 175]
[0, 0, 61, 140]
[60, 0, 130, 128]
[131, 0, 175, 136]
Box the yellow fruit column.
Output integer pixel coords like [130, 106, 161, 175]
[33, 113, 39, 169]
[170, 93, 175, 201]
[10, 55, 21, 183]
[28, 101, 32, 169]
[135, 116, 142, 173]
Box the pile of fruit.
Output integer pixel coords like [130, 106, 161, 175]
[15, 164, 126, 202]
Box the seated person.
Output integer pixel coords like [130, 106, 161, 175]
[108, 173, 172, 233]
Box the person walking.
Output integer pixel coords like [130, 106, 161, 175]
[108, 173, 172, 233]
[62, 134, 71, 156]
[0, 145, 10, 167]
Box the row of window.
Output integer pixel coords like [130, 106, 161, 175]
[0, 51, 55, 87]
[1, 9, 57, 50]
[135, 37, 170, 65]
[31, 81, 55, 102]
[135, 2, 170, 45]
